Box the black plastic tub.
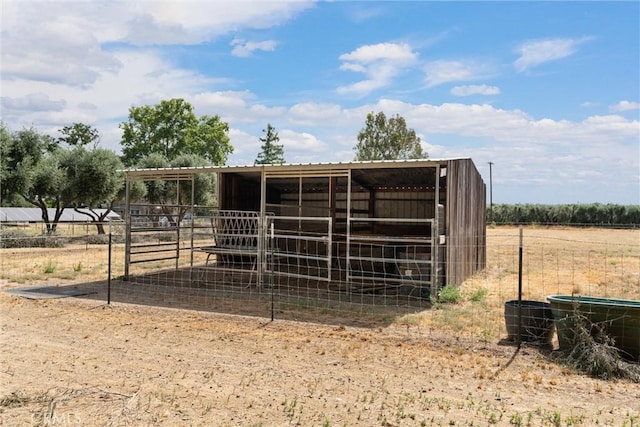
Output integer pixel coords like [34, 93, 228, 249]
[504, 300, 555, 345]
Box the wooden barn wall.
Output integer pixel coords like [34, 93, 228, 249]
[445, 159, 487, 287]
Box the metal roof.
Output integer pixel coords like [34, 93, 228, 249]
[123, 158, 466, 180]
[0, 207, 122, 223]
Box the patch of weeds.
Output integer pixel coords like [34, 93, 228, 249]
[509, 412, 523, 426]
[43, 260, 56, 274]
[0, 391, 30, 408]
[488, 411, 501, 424]
[564, 411, 584, 425]
[546, 410, 562, 427]
[432, 306, 469, 331]
[468, 287, 488, 303]
[282, 396, 298, 420]
[437, 285, 462, 304]
[73, 262, 82, 272]
[396, 313, 421, 326]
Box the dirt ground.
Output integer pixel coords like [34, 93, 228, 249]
[1, 227, 639, 426]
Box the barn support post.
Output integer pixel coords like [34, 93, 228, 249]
[297, 174, 303, 257]
[259, 166, 267, 286]
[345, 168, 353, 294]
[432, 165, 441, 298]
[190, 175, 195, 270]
[124, 174, 131, 280]
[175, 177, 180, 270]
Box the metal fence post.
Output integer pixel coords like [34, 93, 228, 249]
[108, 232, 112, 305]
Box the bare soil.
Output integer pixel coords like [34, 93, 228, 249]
[1, 227, 639, 426]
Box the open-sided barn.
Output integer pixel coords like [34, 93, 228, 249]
[123, 158, 486, 302]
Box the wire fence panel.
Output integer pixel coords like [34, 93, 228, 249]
[1, 226, 639, 339]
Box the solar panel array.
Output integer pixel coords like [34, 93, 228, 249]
[0, 207, 121, 223]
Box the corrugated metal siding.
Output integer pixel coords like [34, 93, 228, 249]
[445, 159, 487, 287]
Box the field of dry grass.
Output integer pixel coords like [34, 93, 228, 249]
[0, 226, 639, 426]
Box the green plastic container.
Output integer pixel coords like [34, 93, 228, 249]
[547, 295, 640, 362]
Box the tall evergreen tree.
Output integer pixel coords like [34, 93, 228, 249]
[255, 124, 285, 165]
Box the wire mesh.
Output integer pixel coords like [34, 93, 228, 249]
[1, 224, 639, 344]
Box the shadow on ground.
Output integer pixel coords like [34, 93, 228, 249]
[5, 267, 432, 329]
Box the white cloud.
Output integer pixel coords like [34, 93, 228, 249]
[514, 37, 593, 72]
[346, 4, 386, 23]
[609, 100, 640, 112]
[337, 42, 417, 96]
[339, 43, 416, 63]
[580, 101, 599, 108]
[279, 130, 328, 153]
[450, 85, 500, 96]
[0, 1, 312, 86]
[289, 102, 344, 125]
[230, 39, 278, 57]
[1, 2, 637, 204]
[121, 2, 315, 45]
[424, 60, 492, 88]
[1, 93, 66, 112]
[396, 101, 638, 145]
[227, 127, 259, 161]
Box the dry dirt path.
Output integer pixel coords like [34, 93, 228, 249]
[1, 293, 638, 426]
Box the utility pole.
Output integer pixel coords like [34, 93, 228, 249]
[488, 162, 494, 223]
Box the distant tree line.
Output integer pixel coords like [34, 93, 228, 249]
[489, 203, 640, 227]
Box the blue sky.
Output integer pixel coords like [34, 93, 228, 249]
[1, 1, 638, 204]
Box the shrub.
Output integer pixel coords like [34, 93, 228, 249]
[468, 287, 488, 303]
[555, 309, 640, 382]
[43, 261, 56, 274]
[437, 285, 462, 304]
[85, 234, 110, 245]
[0, 230, 67, 248]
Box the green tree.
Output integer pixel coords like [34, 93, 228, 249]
[135, 153, 215, 226]
[119, 98, 233, 166]
[354, 111, 425, 161]
[58, 123, 100, 148]
[255, 124, 285, 165]
[1, 126, 70, 233]
[62, 147, 125, 234]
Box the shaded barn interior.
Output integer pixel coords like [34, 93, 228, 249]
[123, 159, 486, 302]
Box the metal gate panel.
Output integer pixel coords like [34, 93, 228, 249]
[267, 215, 332, 282]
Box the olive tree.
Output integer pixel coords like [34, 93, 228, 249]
[1, 126, 69, 233]
[62, 147, 125, 234]
[135, 153, 215, 226]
